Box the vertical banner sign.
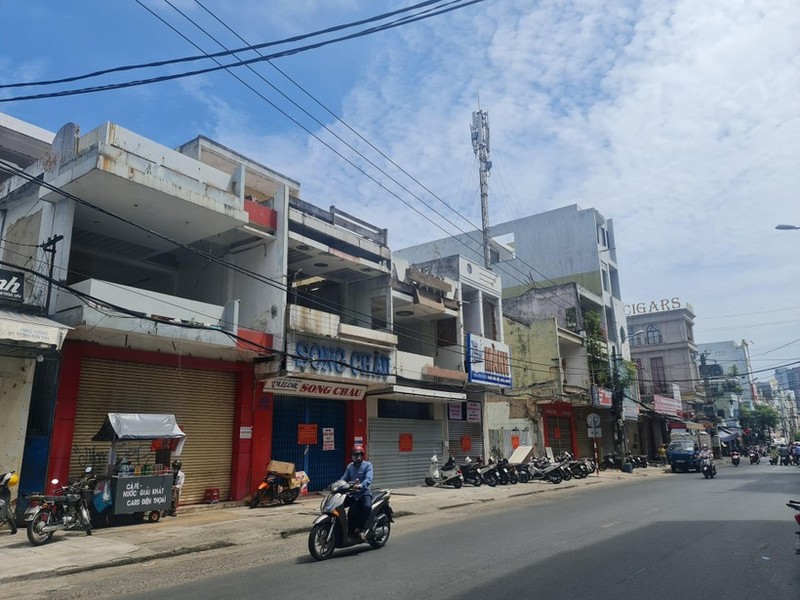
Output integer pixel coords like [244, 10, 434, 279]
[466, 401, 481, 423]
[448, 402, 463, 420]
[322, 427, 335, 451]
[297, 424, 318, 445]
[461, 436, 472, 452]
[399, 433, 413, 452]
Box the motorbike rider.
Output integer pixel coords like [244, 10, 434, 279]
[341, 445, 373, 540]
[699, 444, 713, 461]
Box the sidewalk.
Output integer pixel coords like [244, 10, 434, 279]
[0, 466, 669, 584]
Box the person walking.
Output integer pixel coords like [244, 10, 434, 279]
[169, 460, 185, 516]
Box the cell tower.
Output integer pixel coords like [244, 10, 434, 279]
[470, 109, 492, 269]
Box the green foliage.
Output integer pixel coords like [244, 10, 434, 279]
[739, 405, 781, 443]
[584, 310, 609, 387]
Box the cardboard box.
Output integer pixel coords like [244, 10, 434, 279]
[268, 460, 295, 476]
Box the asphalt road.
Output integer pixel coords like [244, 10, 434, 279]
[122, 464, 800, 599]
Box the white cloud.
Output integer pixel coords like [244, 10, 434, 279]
[176, 0, 800, 359]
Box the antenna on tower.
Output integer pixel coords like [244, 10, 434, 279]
[470, 108, 492, 269]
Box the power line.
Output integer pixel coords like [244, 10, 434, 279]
[0, 0, 488, 103]
[0, 1, 450, 90]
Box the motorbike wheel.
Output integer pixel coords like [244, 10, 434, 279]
[508, 472, 518, 484]
[561, 469, 572, 482]
[641, 461, 648, 469]
[483, 473, 497, 487]
[308, 521, 336, 561]
[548, 472, 562, 484]
[27, 510, 54, 546]
[598, 462, 607, 471]
[249, 489, 264, 509]
[283, 488, 300, 505]
[424, 477, 435, 487]
[6, 517, 17, 535]
[470, 475, 482, 487]
[517, 470, 530, 484]
[451, 477, 462, 489]
[368, 512, 391, 549]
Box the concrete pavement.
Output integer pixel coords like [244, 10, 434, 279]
[0, 465, 671, 586]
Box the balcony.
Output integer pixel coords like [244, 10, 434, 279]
[54, 279, 252, 359]
[395, 349, 466, 384]
[288, 304, 396, 347]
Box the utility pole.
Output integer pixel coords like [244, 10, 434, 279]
[41, 234, 64, 314]
[470, 109, 492, 269]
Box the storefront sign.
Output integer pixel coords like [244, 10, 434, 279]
[540, 402, 574, 418]
[0, 269, 24, 302]
[466, 334, 512, 387]
[298, 423, 318, 445]
[461, 436, 472, 452]
[239, 426, 253, 439]
[466, 401, 481, 423]
[399, 433, 413, 452]
[592, 386, 613, 408]
[322, 427, 335, 451]
[264, 377, 367, 400]
[448, 402, 463, 420]
[111, 475, 172, 513]
[623, 398, 639, 421]
[287, 335, 392, 382]
[654, 394, 681, 417]
[624, 297, 682, 315]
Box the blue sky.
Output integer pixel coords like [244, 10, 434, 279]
[2, 0, 799, 372]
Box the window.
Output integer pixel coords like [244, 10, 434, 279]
[601, 264, 610, 293]
[628, 327, 643, 347]
[686, 323, 694, 342]
[378, 400, 432, 420]
[646, 325, 663, 344]
[650, 357, 667, 394]
[632, 358, 646, 395]
[565, 307, 578, 331]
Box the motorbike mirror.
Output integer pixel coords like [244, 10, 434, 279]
[50, 478, 59, 485]
[85, 466, 93, 474]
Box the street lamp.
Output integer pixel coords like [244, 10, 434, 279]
[775, 224, 800, 230]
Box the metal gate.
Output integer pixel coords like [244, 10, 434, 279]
[545, 416, 574, 457]
[368, 418, 443, 488]
[448, 420, 484, 462]
[271, 396, 345, 492]
[575, 408, 592, 459]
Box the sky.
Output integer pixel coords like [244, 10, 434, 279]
[1, 0, 799, 376]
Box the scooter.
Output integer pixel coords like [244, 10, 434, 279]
[731, 451, 741, 467]
[458, 457, 483, 487]
[748, 450, 759, 465]
[308, 480, 393, 561]
[250, 470, 303, 508]
[700, 454, 717, 479]
[25, 467, 95, 545]
[425, 455, 463, 488]
[477, 457, 499, 487]
[786, 499, 800, 555]
[525, 457, 564, 484]
[0, 471, 19, 535]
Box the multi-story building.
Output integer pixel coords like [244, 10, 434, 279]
[775, 366, 800, 413]
[696, 340, 757, 410]
[627, 300, 702, 456]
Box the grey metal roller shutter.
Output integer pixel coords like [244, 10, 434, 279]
[575, 408, 592, 459]
[447, 420, 484, 462]
[368, 418, 443, 488]
[69, 358, 236, 505]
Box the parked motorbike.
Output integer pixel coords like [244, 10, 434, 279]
[629, 453, 648, 469]
[425, 455, 463, 488]
[599, 452, 623, 470]
[496, 458, 518, 485]
[731, 451, 741, 467]
[700, 454, 717, 479]
[458, 457, 483, 487]
[25, 467, 95, 545]
[525, 457, 564, 484]
[477, 457, 500, 487]
[250, 470, 302, 508]
[1, 470, 19, 535]
[308, 480, 393, 561]
[786, 499, 800, 555]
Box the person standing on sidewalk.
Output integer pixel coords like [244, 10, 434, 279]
[169, 460, 185, 516]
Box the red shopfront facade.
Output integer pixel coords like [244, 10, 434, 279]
[540, 402, 578, 457]
[49, 341, 258, 503]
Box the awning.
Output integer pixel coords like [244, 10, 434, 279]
[717, 427, 740, 442]
[0, 310, 71, 349]
[368, 384, 466, 403]
[93, 413, 186, 454]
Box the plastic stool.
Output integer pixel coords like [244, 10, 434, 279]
[203, 488, 220, 504]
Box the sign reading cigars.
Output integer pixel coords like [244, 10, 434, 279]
[264, 377, 367, 400]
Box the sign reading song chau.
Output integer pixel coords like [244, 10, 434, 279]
[287, 335, 392, 382]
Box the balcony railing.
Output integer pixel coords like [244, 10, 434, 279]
[289, 196, 387, 245]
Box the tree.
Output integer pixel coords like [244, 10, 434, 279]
[739, 405, 780, 443]
[585, 310, 609, 388]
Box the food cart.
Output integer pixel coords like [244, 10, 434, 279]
[91, 413, 186, 523]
